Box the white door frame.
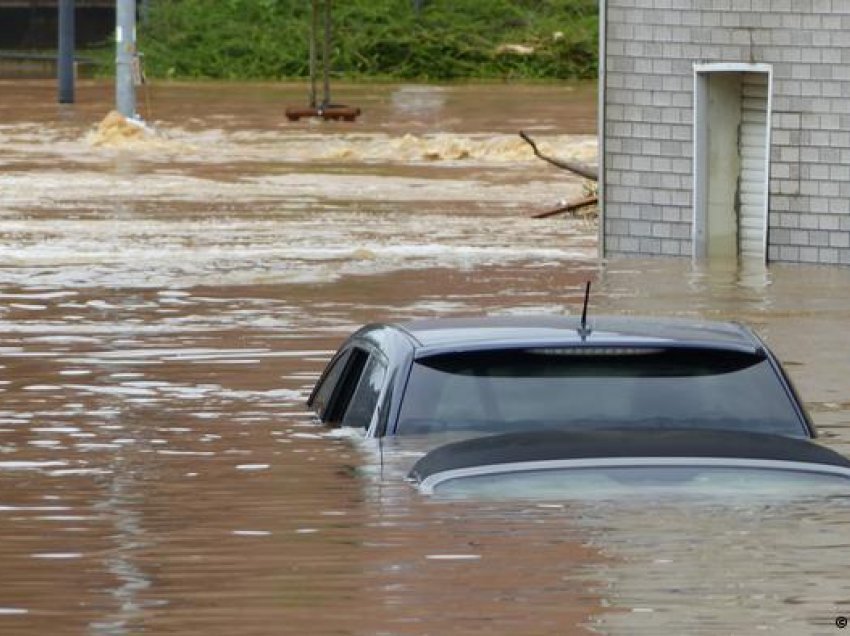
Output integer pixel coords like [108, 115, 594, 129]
[692, 62, 773, 261]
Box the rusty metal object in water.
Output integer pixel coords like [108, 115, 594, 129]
[285, 105, 361, 122]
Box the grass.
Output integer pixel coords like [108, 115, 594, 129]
[137, 0, 597, 81]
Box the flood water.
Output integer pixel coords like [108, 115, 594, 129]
[1, 80, 850, 635]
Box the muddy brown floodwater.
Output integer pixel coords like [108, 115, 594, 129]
[1, 80, 850, 635]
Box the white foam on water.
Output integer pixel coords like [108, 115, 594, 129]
[74, 443, 121, 451]
[232, 530, 271, 536]
[0, 460, 67, 470]
[200, 359, 258, 365]
[48, 468, 113, 476]
[0, 291, 76, 300]
[0, 505, 70, 512]
[31, 552, 83, 559]
[290, 433, 323, 440]
[9, 303, 47, 311]
[25, 336, 99, 344]
[63, 384, 158, 397]
[0, 143, 596, 290]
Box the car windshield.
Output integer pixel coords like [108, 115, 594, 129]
[425, 465, 850, 501]
[396, 347, 805, 436]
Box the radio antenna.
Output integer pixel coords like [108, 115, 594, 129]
[579, 280, 592, 339]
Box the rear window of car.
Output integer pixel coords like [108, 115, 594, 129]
[396, 347, 805, 436]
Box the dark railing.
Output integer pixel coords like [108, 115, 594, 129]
[0, 1, 115, 7]
[0, 50, 95, 64]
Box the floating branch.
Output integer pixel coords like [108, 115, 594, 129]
[530, 195, 597, 219]
[519, 130, 597, 181]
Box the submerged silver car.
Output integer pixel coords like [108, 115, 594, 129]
[408, 429, 850, 500]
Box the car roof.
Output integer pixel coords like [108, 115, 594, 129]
[408, 429, 850, 484]
[393, 315, 761, 356]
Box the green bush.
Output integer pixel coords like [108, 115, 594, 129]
[140, 0, 597, 81]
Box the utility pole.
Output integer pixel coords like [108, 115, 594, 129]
[285, 0, 361, 121]
[322, 0, 331, 107]
[309, 0, 317, 108]
[58, 0, 75, 104]
[308, 0, 332, 108]
[116, 0, 138, 119]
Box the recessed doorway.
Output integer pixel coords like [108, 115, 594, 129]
[693, 64, 772, 262]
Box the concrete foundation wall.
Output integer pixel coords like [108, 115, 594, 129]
[0, 6, 114, 49]
[603, 0, 850, 264]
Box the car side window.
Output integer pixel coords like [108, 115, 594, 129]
[309, 349, 352, 419]
[323, 348, 372, 426]
[342, 354, 388, 430]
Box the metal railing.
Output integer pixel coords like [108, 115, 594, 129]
[0, 1, 114, 7]
[0, 50, 95, 64]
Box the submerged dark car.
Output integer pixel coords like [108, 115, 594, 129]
[408, 429, 850, 499]
[307, 315, 815, 439]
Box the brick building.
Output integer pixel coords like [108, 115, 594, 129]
[599, 0, 850, 264]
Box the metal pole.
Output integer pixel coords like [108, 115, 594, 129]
[309, 0, 317, 108]
[322, 0, 331, 107]
[58, 0, 75, 104]
[140, 0, 150, 25]
[116, 0, 137, 119]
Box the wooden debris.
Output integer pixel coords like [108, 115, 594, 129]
[519, 130, 597, 181]
[531, 195, 598, 219]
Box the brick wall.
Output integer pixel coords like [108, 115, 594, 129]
[603, 0, 850, 264]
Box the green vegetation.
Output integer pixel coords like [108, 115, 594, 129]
[139, 0, 597, 81]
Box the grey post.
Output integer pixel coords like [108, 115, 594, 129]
[322, 0, 331, 107]
[58, 0, 75, 104]
[309, 0, 318, 108]
[116, 0, 137, 118]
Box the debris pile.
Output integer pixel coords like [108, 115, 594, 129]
[87, 111, 190, 153]
[88, 111, 152, 147]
